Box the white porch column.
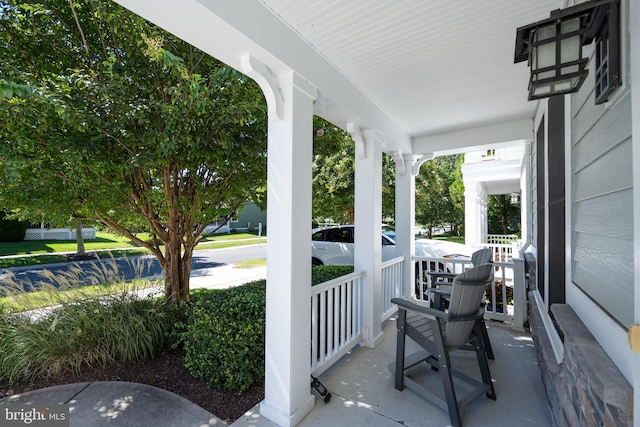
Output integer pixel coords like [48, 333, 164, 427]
[393, 153, 415, 298]
[464, 182, 488, 246]
[352, 128, 384, 348]
[254, 69, 317, 427]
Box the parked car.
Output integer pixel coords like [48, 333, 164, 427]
[311, 224, 472, 266]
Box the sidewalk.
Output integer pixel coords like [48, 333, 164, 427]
[1, 381, 225, 427]
[189, 263, 267, 290]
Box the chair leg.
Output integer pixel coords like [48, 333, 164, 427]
[432, 320, 462, 427]
[473, 322, 496, 400]
[478, 317, 494, 360]
[394, 308, 407, 391]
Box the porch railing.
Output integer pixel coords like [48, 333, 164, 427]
[309, 251, 527, 376]
[475, 241, 521, 263]
[310, 256, 405, 375]
[310, 271, 364, 376]
[486, 234, 519, 244]
[381, 256, 404, 321]
[414, 255, 526, 329]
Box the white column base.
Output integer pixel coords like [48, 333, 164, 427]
[362, 330, 385, 349]
[260, 394, 315, 427]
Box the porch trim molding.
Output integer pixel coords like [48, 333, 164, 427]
[532, 290, 564, 363]
[412, 118, 533, 154]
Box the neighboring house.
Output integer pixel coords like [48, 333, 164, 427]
[202, 202, 266, 234]
[461, 145, 526, 246]
[111, 2, 639, 426]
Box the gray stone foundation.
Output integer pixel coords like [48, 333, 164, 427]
[528, 295, 633, 426]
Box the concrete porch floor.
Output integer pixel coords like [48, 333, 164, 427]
[233, 317, 553, 427]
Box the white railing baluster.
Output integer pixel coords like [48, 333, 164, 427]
[320, 291, 326, 364]
[311, 294, 318, 368]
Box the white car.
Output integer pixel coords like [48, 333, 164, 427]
[311, 225, 472, 266]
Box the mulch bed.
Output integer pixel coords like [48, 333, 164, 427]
[0, 346, 264, 424]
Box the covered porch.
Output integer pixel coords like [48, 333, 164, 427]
[232, 318, 551, 427]
[111, 1, 639, 426]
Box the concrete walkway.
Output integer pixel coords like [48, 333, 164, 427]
[1, 382, 225, 427]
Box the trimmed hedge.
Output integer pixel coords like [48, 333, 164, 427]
[175, 280, 266, 392]
[311, 265, 354, 286]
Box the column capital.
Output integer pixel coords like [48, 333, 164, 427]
[347, 125, 385, 159]
[242, 55, 317, 120]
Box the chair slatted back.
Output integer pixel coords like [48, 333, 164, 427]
[471, 248, 493, 266]
[444, 263, 492, 348]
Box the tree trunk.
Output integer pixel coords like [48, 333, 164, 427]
[74, 217, 86, 255]
[162, 225, 194, 304]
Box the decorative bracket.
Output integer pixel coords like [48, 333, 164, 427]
[241, 55, 284, 120]
[392, 151, 406, 176]
[347, 123, 367, 159]
[411, 153, 434, 176]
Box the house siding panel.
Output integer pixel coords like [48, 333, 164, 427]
[572, 85, 633, 327]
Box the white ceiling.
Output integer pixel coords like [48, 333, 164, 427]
[115, 0, 564, 154]
[260, 0, 561, 138]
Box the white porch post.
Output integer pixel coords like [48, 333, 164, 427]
[353, 128, 384, 348]
[464, 182, 488, 246]
[256, 70, 317, 427]
[394, 153, 415, 298]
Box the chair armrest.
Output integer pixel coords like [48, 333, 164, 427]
[391, 298, 449, 319]
[427, 271, 457, 280]
[432, 288, 451, 298]
[392, 298, 485, 323]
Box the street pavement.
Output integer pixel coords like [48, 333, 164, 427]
[0, 244, 267, 291]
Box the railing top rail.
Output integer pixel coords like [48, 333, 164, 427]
[413, 256, 471, 263]
[310, 270, 365, 295]
[381, 256, 405, 268]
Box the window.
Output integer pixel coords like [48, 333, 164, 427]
[324, 228, 353, 243]
[594, 3, 621, 104]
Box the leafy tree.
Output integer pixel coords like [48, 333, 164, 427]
[312, 117, 355, 224]
[312, 116, 396, 225]
[488, 194, 520, 235]
[415, 155, 463, 237]
[0, 0, 267, 302]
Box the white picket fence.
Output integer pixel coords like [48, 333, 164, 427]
[24, 227, 96, 241]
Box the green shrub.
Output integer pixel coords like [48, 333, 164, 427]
[312, 265, 354, 286]
[0, 212, 28, 242]
[175, 280, 266, 393]
[0, 294, 173, 383]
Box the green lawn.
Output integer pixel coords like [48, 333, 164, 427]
[0, 231, 266, 269]
[0, 232, 151, 256]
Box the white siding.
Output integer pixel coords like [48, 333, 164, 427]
[572, 81, 633, 328]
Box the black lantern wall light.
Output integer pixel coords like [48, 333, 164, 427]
[514, 0, 621, 104]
